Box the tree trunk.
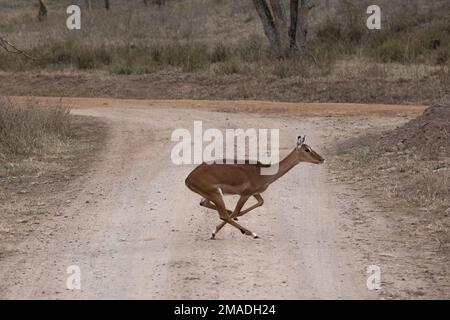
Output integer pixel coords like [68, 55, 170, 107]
[252, 0, 279, 50]
[253, 0, 314, 52]
[268, 0, 289, 50]
[289, 0, 299, 48]
[296, 0, 313, 49]
[37, 0, 47, 21]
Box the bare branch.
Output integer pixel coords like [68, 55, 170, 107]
[0, 36, 34, 59]
[38, 0, 48, 21]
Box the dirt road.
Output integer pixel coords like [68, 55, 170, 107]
[0, 99, 425, 299]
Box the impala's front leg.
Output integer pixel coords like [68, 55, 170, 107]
[212, 195, 258, 239]
[236, 194, 264, 218]
[200, 199, 232, 215]
[212, 194, 264, 238]
[207, 192, 256, 239]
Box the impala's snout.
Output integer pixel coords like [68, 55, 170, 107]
[317, 155, 325, 164]
[309, 148, 325, 165]
[312, 158, 324, 165]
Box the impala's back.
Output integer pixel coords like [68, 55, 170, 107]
[185, 161, 268, 196]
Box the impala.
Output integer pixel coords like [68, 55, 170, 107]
[185, 136, 324, 239]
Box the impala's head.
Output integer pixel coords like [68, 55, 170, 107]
[295, 136, 325, 164]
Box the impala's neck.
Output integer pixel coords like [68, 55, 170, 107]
[265, 149, 300, 185]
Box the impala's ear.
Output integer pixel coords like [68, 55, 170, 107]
[297, 135, 306, 148]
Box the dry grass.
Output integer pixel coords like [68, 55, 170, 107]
[338, 149, 450, 213]
[0, 0, 260, 48]
[0, 97, 71, 157]
[332, 105, 450, 251]
[0, 97, 76, 180]
[0, 113, 107, 259]
[0, 0, 448, 104]
[0, 0, 448, 74]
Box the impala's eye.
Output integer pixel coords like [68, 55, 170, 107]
[305, 148, 310, 153]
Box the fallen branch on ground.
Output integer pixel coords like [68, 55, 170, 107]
[0, 36, 34, 59]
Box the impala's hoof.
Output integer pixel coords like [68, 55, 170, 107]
[233, 217, 239, 221]
[252, 233, 259, 239]
[211, 233, 216, 240]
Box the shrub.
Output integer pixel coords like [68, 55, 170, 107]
[211, 43, 232, 63]
[0, 98, 71, 157]
[373, 37, 406, 63]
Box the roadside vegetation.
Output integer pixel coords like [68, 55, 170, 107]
[332, 104, 450, 252]
[0, 97, 106, 257]
[0, 97, 106, 180]
[329, 104, 450, 298]
[0, 98, 72, 176]
[0, 0, 448, 104]
[0, 98, 70, 157]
